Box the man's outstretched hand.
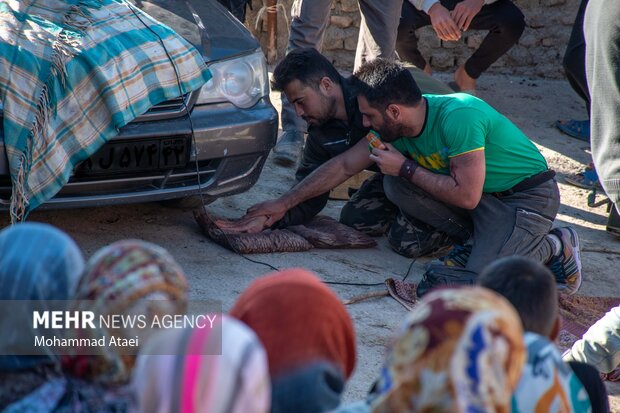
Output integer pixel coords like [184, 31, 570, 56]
[213, 198, 289, 233]
[245, 199, 289, 227]
[211, 194, 292, 234]
[215, 215, 270, 234]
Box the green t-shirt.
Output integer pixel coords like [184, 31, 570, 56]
[391, 93, 548, 193]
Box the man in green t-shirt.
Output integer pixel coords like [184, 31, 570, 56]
[236, 60, 581, 294]
[351, 59, 581, 294]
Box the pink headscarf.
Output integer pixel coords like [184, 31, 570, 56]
[132, 315, 270, 413]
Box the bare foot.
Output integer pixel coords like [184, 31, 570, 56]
[454, 64, 476, 91]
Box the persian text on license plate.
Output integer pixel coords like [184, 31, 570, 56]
[77, 137, 190, 174]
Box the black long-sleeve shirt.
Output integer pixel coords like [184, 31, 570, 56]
[274, 77, 371, 228]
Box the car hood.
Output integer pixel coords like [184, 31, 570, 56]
[130, 0, 259, 62]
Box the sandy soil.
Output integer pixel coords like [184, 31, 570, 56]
[8, 72, 619, 409]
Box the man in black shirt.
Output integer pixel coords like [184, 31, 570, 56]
[229, 48, 454, 258]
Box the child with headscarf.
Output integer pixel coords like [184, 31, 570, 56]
[229, 268, 356, 413]
[6, 239, 188, 412]
[132, 314, 270, 413]
[337, 286, 526, 413]
[0, 223, 84, 409]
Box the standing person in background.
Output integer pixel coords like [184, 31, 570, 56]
[556, 0, 602, 197]
[556, 0, 591, 143]
[583, 0, 620, 236]
[396, 0, 524, 92]
[273, 0, 404, 166]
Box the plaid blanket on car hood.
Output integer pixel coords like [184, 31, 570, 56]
[0, 0, 211, 222]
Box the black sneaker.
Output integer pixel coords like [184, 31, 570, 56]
[438, 244, 472, 268]
[388, 215, 453, 258]
[546, 227, 582, 295]
[273, 131, 304, 167]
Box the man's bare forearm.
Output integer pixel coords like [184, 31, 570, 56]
[409, 166, 481, 209]
[276, 139, 372, 210]
[404, 150, 485, 209]
[280, 156, 355, 210]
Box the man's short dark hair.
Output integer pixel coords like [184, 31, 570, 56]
[271, 48, 341, 92]
[479, 256, 558, 337]
[350, 59, 422, 109]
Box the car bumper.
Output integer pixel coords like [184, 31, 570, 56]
[0, 98, 278, 209]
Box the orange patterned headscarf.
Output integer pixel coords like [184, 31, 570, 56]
[229, 268, 356, 379]
[371, 287, 526, 413]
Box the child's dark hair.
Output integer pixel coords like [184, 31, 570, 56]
[479, 256, 558, 337]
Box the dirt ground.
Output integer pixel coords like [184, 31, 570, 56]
[8, 72, 620, 409]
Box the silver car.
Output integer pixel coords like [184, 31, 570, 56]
[0, 0, 278, 209]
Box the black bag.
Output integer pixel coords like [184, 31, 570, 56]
[416, 263, 478, 298]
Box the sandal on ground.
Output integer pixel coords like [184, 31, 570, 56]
[555, 119, 590, 142]
[565, 163, 602, 190]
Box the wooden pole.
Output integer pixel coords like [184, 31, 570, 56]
[266, 0, 277, 63]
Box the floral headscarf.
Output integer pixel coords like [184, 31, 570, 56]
[371, 287, 526, 413]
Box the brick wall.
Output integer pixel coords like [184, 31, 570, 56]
[245, 0, 579, 78]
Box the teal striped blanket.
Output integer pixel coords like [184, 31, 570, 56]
[0, 0, 212, 221]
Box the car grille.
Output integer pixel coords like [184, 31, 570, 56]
[136, 94, 192, 121]
[147, 95, 187, 113]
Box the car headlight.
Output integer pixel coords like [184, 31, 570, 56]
[196, 51, 269, 109]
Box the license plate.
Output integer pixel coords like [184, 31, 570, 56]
[76, 137, 190, 175]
